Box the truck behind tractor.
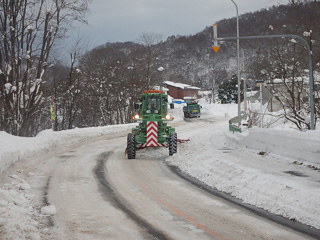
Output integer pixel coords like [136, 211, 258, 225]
[183, 97, 201, 118]
[127, 90, 177, 159]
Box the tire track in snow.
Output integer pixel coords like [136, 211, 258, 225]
[94, 151, 171, 240]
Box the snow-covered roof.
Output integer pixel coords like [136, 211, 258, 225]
[269, 75, 319, 84]
[183, 96, 197, 100]
[153, 86, 169, 92]
[198, 91, 212, 95]
[164, 81, 200, 90]
[272, 78, 283, 84]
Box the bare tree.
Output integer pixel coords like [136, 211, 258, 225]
[136, 32, 163, 87]
[0, 0, 91, 136]
[288, 0, 320, 128]
[53, 35, 90, 129]
[269, 39, 312, 130]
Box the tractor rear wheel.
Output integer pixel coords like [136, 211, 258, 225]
[127, 133, 136, 159]
[173, 132, 177, 154]
[169, 132, 177, 156]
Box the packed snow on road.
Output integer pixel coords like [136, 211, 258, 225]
[0, 100, 319, 239]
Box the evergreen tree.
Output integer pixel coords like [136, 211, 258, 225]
[218, 75, 239, 103]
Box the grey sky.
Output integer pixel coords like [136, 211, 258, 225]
[70, 0, 283, 48]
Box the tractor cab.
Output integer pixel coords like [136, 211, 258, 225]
[146, 95, 161, 114]
[134, 90, 174, 120]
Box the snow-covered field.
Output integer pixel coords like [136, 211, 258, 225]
[0, 100, 319, 239]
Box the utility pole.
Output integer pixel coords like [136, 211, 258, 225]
[243, 79, 247, 114]
[212, 79, 215, 103]
[230, 0, 241, 127]
[158, 67, 164, 91]
[259, 84, 263, 128]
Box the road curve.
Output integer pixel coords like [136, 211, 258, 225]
[43, 122, 314, 240]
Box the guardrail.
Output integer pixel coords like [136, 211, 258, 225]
[229, 112, 247, 133]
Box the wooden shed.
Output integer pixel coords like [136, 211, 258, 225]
[164, 81, 200, 100]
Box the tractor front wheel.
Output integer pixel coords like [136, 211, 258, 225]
[127, 133, 136, 159]
[169, 132, 177, 156]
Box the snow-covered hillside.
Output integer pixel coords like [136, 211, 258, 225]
[0, 101, 319, 239]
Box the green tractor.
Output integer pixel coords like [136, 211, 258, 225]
[183, 97, 201, 118]
[127, 90, 177, 159]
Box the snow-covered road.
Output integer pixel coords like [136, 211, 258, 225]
[0, 103, 319, 239]
[5, 121, 311, 239]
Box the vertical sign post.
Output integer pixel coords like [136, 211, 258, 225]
[50, 96, 55, 130]
[212, 24, 220, 52]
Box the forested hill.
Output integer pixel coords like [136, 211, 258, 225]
[67, 1, 318, 129]
[85, 2, 319, 90]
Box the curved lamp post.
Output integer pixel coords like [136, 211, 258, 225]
[230, 0, 241, 127]
[157, 66, 164, 91]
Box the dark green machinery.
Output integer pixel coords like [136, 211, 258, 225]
[183, 97, 201, 118]
[127, 90, 177, 159]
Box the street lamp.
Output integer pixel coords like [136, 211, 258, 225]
[230, 0, 241, 127]
[157, 66, 164, 91]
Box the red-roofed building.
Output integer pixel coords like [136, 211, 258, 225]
[164, 81, 200, 100]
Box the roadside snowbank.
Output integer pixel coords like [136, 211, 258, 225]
[0, 124, 134, 173]
[228, 126, 320, 166]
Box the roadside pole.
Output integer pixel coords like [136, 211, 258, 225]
[212, 79, 215, 103]
[50, 96, 55, 131]
[243, 79, 247, 115]
[259, 84, 263, 128]
[212, 24, 220, 53]
[158, 67, 164, 91]
[230, 0, 241, 127]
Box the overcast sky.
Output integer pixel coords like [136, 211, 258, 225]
[69, 0, 284, 49]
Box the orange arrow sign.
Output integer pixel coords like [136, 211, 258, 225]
[212, 46, 220, 52]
